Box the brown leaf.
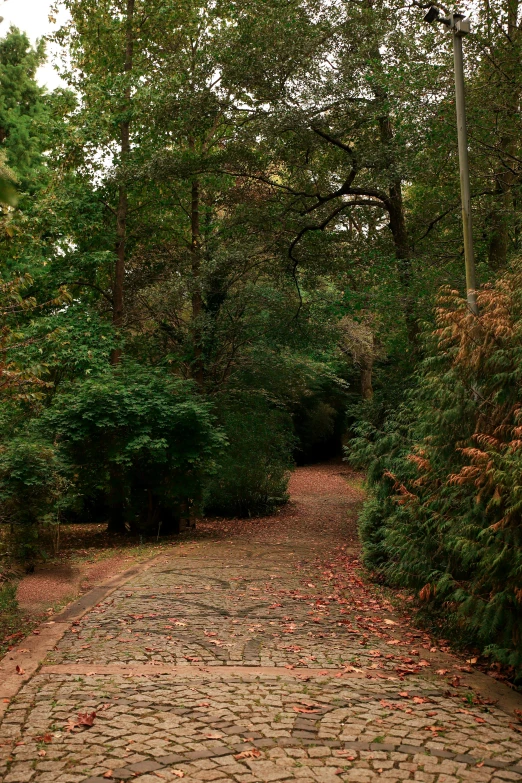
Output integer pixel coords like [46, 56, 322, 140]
[235, 749, 261, 760]
[103, 771, 113, 778]
[77, 711, 96, 727]
[171, 771, 185, 778]
[37, 750, 46, 757]
[15, 665, 25, 675]
[436, 669, 449, 675]
[293, 706, 322, 714]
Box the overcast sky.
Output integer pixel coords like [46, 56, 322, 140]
[0, 0, 69, 89]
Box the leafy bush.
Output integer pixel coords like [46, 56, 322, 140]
[0, 433, 69, 563]
[349, 267, 522, 670]
[204, 396, 294, 517]
[45, 363, 225, 535]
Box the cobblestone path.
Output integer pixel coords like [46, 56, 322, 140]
[2, 465, 522, 783]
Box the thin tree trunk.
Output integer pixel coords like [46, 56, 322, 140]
[378, 114, 417, 344]
[488, 0, 520, 269]
[191, 175, 204, 386]
[111, 0, 135, 365]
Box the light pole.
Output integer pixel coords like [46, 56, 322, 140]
[424, 6, 478, 315]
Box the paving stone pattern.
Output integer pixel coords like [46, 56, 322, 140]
[1, 466, 522, 782]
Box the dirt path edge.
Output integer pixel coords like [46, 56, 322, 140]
[0, 552, 167, 718]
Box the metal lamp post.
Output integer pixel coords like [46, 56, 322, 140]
[424, 6, 478, 315]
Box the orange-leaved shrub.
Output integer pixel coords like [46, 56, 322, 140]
[350, 266, 522, 670]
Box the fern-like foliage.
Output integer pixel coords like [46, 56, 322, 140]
[349, 264, 522, 670]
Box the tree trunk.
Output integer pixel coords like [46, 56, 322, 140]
[191, 176, 204, 386]
[360, 361, 374, 400]
[378, 113, 417, 344]
[107, 467, 127, 535]
[488, 0, 519, 270]
[360, 333, 374, 400]
[111, 0, 135, 365]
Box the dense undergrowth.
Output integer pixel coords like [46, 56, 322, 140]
[350, 267, 522, 675]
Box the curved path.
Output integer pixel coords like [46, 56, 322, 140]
[1, 464, 522, 783]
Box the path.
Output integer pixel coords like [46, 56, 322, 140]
[1, 464, 522, 783]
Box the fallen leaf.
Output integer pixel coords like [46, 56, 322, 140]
[15, 665, 25, 675]
[293, 706, 322, 714]
[103, 771, 113, 779]
[171, 771, 184, 778]
[235, 749, 261, 760]
[436, 669, 449, 675]
[38, 750, 46, 757]
[77, 711, 96, 727]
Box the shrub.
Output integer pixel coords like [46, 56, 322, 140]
[0, 434, 69, 563]
[349, 266, 522, 670]
[204, 396, 294, 517]
[45, 363, 225, 535]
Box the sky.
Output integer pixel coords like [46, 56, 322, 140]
[0, 0, 69, 89]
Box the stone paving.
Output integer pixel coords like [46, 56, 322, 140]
[1, 465, 522, 783]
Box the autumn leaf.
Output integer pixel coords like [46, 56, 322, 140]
[235, 749, 261, 760]
[15, 665, 25, 675]
[436, 669, 449, 675]
[77, 711, 96, 727]
[38, 750, 46, 757]
[293, 705, 322, 714]
[171, 771, 184, 778]
[103, 770, 113, 778]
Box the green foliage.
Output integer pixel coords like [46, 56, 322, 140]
[349, 267, 522, 670]
[0, 27, 49, 187]
[204, 396, 294, 518]
[0, 433, 69, 562]
[46, 363, 225, 534]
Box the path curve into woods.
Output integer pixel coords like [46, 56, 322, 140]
[1, 463, 522, 783]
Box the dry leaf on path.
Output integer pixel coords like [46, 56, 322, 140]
[15, 665, 25, 675]
[171, 771, 184, 778]
[235, 749, 261, 760]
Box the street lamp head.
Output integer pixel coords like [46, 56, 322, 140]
[423, 6, 441, 23]
[423, 6, 471, 33]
